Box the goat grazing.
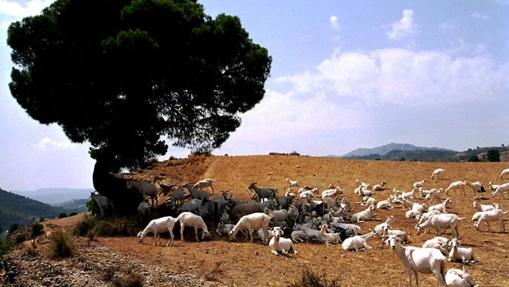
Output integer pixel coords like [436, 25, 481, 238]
[229, 212, 271, 243]
[466, 181, 485, 196]
[384, 235, 447, 287]
[416, 213, 464, 238]
[431, 168, 445, 181]
[492, 182, 509, 199]
[176, 212, 211, 242]
[500, 168, 509, 179]
[412, 179, 425, 189]
[446, 181, 467, 196]
[473, 200, 497, 212]
[474, 208, 507, 232]
[137, 216, 177, 247]
[193, 178, 215, 194]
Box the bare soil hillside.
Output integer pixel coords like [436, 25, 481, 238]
[17, 155, 509, 287]
[110, 155, 509, 287]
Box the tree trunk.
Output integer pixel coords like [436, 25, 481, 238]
[92, 157, 142, 216]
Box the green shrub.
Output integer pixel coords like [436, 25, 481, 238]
[58, 213, 68, 219]
[487, 149, 501, 162]
[31, 222, 44, 238]
[74, 216, 137, 237]
[15, 233, 25, 244]
[69, 212, 78, 216]
[49, 229, 75, 258]
[289, 268, 341, 287]
[87, 199, 100, 216]
[0, 237, 12, 270]
[468, 155, 480, 162]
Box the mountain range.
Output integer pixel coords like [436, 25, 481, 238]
[14, 188, 92, 205]
[343, 143, 456, 157]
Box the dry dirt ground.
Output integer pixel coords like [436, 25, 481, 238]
[59, 156, 509, 286]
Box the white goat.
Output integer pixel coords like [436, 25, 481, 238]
[492, 182, 509, 198]
[447, 238, 476, 264]
[286, 177, 299, 187]
[374, 216, 395, 235]
[431, 168, 445, 181]
[416, 213, 464, 238]
[371, 180, 388, 191]
[193, 178, 215, 194]
[428, 198, 451, 213]
[382, 226, 409, 243]
[445, 268, 478, 287]
[488, 181, 500, 191]
[341, 232, 376, 252]
[354, 185, 372, 197]
[412, 179, 425, 189]
[401, 188, 418, 200]
[229, 212, 271, 243]
[320, 224, 341, 245]
[384, 235, 447, 287]
[446, 181, 467, 196]
[321, 186, 342, 199]
[422, 236, 450, 255]
[137, 216, 177, 247]
[500, 168, 509, 179]
[176, 212, 210, 242]
[269, 227, 297, 255]
[466, 181, 485, 196]
[351, 205, 376, 223]
[376, 195, 392, 209]
[474, 208, 507, 232]
[473, 200, 497, 212]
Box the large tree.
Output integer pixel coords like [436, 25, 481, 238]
[7, 0, 271, 212]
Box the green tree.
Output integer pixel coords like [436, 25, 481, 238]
[487, 149, 500, 162]
[7, 0, 271, 213]
[467, 155, 480, 162]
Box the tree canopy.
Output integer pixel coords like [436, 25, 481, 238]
[8, 0, 271, 171]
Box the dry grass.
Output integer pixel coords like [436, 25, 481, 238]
[59, 156, 509, 286]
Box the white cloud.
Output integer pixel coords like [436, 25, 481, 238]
[386, 9, 416, 40]
[217, 89, 365, 155]
[33, 137, 80, 152]
[329, 15, 339, 30]
[0, 0, 53, 18]
[278, 48, 508, 107]
[471, 12, 490, 20]
[439, 20, 458, 32]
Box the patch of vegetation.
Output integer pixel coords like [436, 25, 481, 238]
[30, 222, 44, 238]
[58, 212, 68, 219]
[87, 199, 100, 216]
[112, 270, 145, 287]
[289, 268, 341, 287]
[102, 265, 119, 282]
[487, 149, 501, 162]
[49, 229, 75, 258]
[74, 216, 138, 237]
[0, 237, 12, 270]
[468, 155, 481, 162]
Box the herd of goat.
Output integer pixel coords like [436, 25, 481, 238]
[93, 167, 509, 287]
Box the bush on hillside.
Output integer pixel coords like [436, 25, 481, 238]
[487, 149, 501, 162]
[49, 229, 75, 258]
[468, 155, 481, 162]
[289, 268, 341, 287]
[58, 212, 68, 219]
[74, 216, 137, 237]
[112, 270, 145, 287]
[31, 222, 44, 238]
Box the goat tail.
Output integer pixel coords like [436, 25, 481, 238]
[458, 217, 466, 221]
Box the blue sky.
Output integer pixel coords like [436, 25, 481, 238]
[0, 0, 508, 190]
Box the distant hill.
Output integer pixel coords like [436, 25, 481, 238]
[14, 188, 92, 205]
[343, 143, 456, 157]
[54, 199, 88, 213]
[342, 143, 508, 162]
[0, 188, 70, 231]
